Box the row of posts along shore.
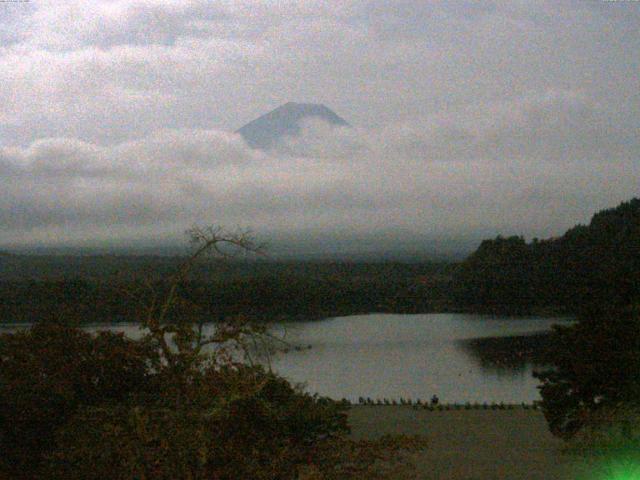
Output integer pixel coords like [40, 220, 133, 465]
[334, 397, 541, 410]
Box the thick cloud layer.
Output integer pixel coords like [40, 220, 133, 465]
[1, 1, 639, 254]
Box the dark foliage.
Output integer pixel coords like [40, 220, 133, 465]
[451, 198, 640, 441]
[47, 366, 349, 480]
[0, 261, 453, 323]
[533, 305, 640, 439]
[0, 322, 150, 478]
[454, 198, 640, 314]
[0, 321, 351, 479]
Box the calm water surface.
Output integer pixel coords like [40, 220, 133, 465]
[2, 313, 571, 403]
[267, 314, 569, 403]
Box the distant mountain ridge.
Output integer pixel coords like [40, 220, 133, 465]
[236, 102, 350, 150]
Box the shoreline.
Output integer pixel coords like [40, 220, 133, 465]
[347, 405, 597, 480]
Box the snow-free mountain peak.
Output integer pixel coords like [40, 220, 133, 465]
[237, 102, 350, 150]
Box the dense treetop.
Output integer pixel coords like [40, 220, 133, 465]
[454, 198, 640, 314]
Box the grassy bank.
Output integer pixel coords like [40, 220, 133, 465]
[347, 406, 633, 480]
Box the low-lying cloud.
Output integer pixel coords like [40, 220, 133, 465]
[2, 87, 638, 253]
[1, 1, 638, 255]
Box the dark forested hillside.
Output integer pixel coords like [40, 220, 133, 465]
[3, 199, 638, 322]
[454, 198, 640, 314]
[0, 260, 454, 323]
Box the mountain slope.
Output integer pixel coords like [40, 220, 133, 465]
[453, 198, 640, 313]
[236, 102, 350, 150]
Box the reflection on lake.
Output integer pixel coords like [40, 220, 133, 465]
[457, 332, 552, 374]
[266, 314, 570, 403]
[0, 313, 571, 403]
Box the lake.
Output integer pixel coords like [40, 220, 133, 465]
[266, 314, 569, 403]
[1, 313, 571, 403]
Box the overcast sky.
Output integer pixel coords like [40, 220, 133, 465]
[1, 0, 639, 255]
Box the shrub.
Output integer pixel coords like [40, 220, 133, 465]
[48, 367, 348, 480]
[534, 306, 640, 439]
[0, 322, 149, 478]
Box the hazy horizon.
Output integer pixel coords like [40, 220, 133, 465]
[1, 1, 639, 255]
